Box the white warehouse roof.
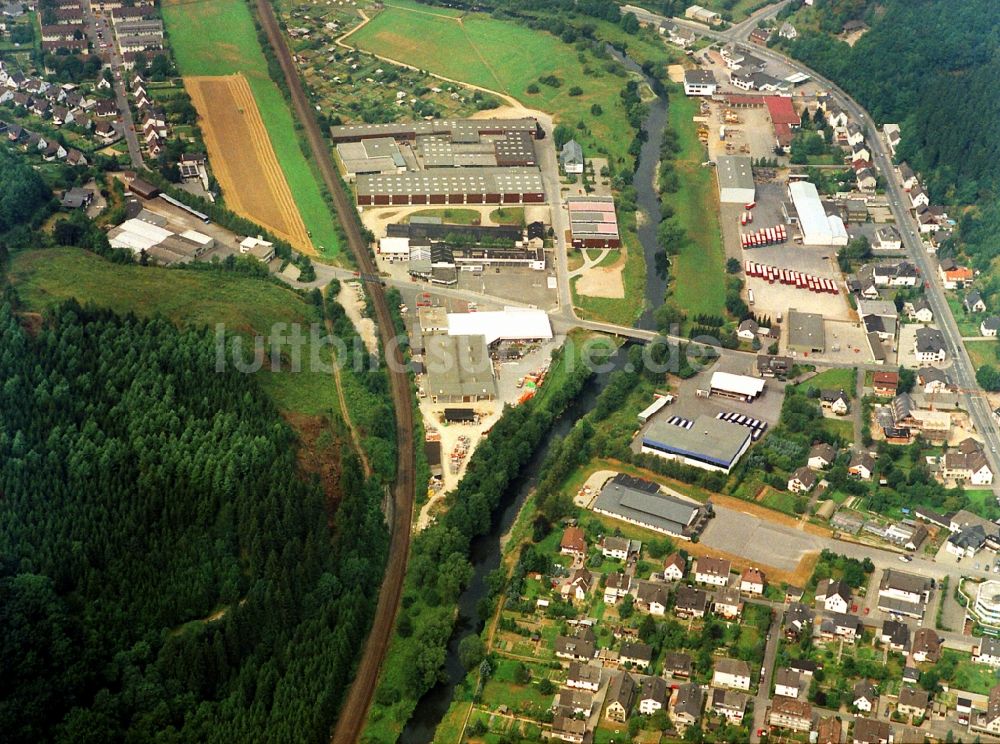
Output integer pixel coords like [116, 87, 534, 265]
[108, 218, 173, 253]
[789, 181, 832, 245]
[180, 229, 214, 247]
[379, 236, 410, 255]
[447, 308, 553, 346]
[710, 371, 766, 398]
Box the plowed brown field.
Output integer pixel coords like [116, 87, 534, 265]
[185, 74, 313, 253]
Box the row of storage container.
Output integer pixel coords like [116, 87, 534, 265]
[743, 261, 838, 294]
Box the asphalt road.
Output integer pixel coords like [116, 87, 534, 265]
[630, 2, 1000, 493]
[252, 3, 417, 743]
[750, 607, 783, 743]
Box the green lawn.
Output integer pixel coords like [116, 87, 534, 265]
[489, 207, 525, 226]
[349, 0, 637, 169]
[966, 339, 997, 369]
[803, 367, 857, 396]
[763, 489, 799, 515]
[947, 295, 986, 337]
[821, 417, 854, 442]
[162, 0, 342, 258]
[8, 248, 338, 417]
[665, 88, 726, 318]
[950, 654, 1000, 695]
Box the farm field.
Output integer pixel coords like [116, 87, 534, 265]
[7, 248, 338, 417]
[665, 88, 726, 319]
[347, 0, 637, 169]
[187, 75, 311, 250]
[162, 0, 342, 257]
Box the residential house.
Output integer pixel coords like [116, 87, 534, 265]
[972, 684, 1000, 736]
[817, 716, 844, 744]
[883, 123, 901, 156]
[738, 318, 759, 341]
[917, 367, 952, 394]
[942, 438, 993, 485]
[774, 668, 802, 699]
[605, 671, 635, 722]
[821, 612, 862, 643]
[603, 571, 632, 605]
[784, 602, 814, 640]
[769, 697, 813, 732]
[909, 186, 929, 209]
[884, 522, 927, 551]
[778, 22, 797, 39]
[694, 556, 731, 587]
[825, 104, 849, 128]
[757, 354, 792, 378]
[713, 658, 752, 691]
[670, 683, 704, 733]
[878, 570, 933, 620]
[94, 120, 118, 144]
[873, 226, 902, 251]
[846, 123, 864, 147]
[872, 371, 899, 397]
[815, 578, 852, 613]
[856, 167, 877, 192]
[789, 658, 819, 677]
[560, 139, 584, 175]
[638, 676, 669, 715]
[910, 628, 941, 662]
[675, 585, 708, 618]
[740, 567, 766, 595]
[982, 316, 1000, 337]
[809, 443, 837, 470]
[976, 637, 1000, 668]
[897, 686, 929, 719]
[820, 389, 851, 415]
[711, 687, 748, 724]
[713, 587, 743, 620]
[550, 716, 586, 744]
[947, 523, 986, 557]
[880, 620, 910, 653]
[966, 290, 987, 314]
[664, 652, 693, 679]
[683, 69, 717, 96]
[938, 258, 973, 290]
[555, 634, 596, 662]
[560, 526, 587, 558]
[852, 717, 891, 744]
[561, 568, 592, 603]
[663, 553, 686, 581]
[848, 451, 875, 480]
[601, 536, 637, 560]
[635, 580, 668, 616]
[566, 661, 601, 691]
[907, 297, 933, 323]
[619, 642, 652, 670]
[788, 466, 817, 494]
[555, 689, 593, 718]
[785, 586, 804, 603]
[853, 680, 878, 713]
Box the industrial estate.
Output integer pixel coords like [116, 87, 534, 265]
[3, 0, 1000, 742]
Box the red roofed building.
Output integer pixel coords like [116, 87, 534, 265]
[560, 526, 587, 558]
[764, 96, 801, 148]
[872, 371, 899, 397]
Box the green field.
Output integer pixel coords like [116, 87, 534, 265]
[161, 0, 342, 258]
[803, 367, 857, 396]
[8, 249, 338, 417]
[966, 339, 997, 370]
[348, 0, 637, 169]
[666, 89, 726, 318]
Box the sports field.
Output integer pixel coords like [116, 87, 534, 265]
[162, 0, 341, 257]
[347, 0, 636, 167]
[187, 75, 311, 250]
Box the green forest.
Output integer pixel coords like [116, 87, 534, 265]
[0, 153, 390, 742]
[784, 0, 1000, 265]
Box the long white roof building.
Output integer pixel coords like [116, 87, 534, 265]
[447, 308, 552, 346]
[789, 181, 848, 246]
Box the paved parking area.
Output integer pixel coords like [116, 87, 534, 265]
[700, 505, 822, 572]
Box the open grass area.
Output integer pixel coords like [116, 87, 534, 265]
[7, 248, 338, 417]
[947, 295, 986, 337]
[966, 339, 997, 370]
[820, 417, 854, 442]
[405, 207, 481, 225]
[571, 238, 646, 326]
[348, 0, 637, 169]
[803, 367, 857, 396]
[665, 88, 726, 319]
[763, 489, 800, 515]
[489, 207, 525, 226]
[162, 0, 342, 258]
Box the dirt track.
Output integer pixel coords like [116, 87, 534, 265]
[185, 74, 314, 253]
[253, 2, 416, 742]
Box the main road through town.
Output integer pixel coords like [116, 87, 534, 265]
[626, 1, 1000, 493]
[253, 2, 417, 743]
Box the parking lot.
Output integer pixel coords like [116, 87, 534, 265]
[700, 505, 821, 572]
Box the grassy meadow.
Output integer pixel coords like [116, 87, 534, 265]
[161, 0, 342, 258]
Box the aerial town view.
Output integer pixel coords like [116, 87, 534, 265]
[2, 0, 1000, 742]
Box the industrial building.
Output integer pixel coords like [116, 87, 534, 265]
[446, 308, 553, 347]
[108, 219, 215, 265]
[336, 137, 406, 177]
[709, 371, 766, 401]
[592, 473, 712, 539]
[329, 118, 541, 144]
[716, 155, 755, 204]
[423, 333, 496, 403]
[788, 181, 848, 246]
[683, 69, 718, 97]
[567, 196, 621, 249]
[355, 168, 544, 207]
[641, 415, 753, 473]
[786, 308, 826, 354]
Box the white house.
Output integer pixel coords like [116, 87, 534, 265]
[976, 637, 1000, 668]
[713, 658, 752, 691]
[774, 668, 801, 699]
[914, 327, 947, 363]
[815, 578, 851, 613]
[853, 681, 877, 713]
[787, 467, 817, 494]
[683, 69, 717, 97]
[663, 553, 686, 582]
[694, 556, 731, 587]
[740, 567, 766, 595]
[910, 187, 930, 209]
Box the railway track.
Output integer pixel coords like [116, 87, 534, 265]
[251, 1, 416, 741]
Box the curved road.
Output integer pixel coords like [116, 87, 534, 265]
[252, 2, 417, 742]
